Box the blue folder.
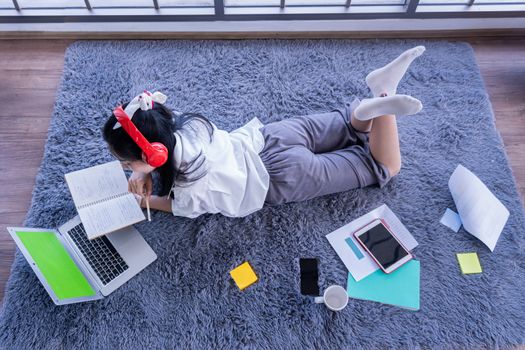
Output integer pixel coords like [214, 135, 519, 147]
[346, 260, 420, 311]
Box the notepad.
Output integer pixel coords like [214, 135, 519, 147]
[230, 262, 258, 291]
[456, 252, 482, 274]
[347, 260, 420, 311]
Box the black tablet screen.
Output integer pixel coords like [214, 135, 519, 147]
[359, 223, 408, 269]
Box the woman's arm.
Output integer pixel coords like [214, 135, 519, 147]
[140, 195, 172, 213]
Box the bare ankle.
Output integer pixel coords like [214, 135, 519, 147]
[350, 113, 373, 132]
[387, 164, 401, 177]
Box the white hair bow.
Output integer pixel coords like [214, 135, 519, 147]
[113, 90, 168, 129]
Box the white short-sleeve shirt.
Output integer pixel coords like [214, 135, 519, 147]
[170, 118, 269, 218]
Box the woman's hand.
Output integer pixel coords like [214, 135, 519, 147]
[133, 194, 172, 212]
[128, 171, 153, 199]
[133, 193, 144, 208]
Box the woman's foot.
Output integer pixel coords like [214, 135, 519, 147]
[354, 95, 422, 121]
[365, 46, 426, 97]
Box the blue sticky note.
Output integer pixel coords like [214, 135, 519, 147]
[440, 208, 462, 232]
[345, 237, 364, 260]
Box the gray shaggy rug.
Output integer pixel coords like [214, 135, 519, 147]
[1, 40, 524, 349]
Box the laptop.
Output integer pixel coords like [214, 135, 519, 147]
[8, 215, 157, 305]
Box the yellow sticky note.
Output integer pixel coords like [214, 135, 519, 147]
[230, 262, 258, 291]
[456, 252, 482, 274]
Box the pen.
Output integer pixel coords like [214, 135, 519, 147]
[146, 196, 151, 222]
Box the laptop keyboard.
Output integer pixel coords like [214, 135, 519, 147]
[68, 223, 129, 285]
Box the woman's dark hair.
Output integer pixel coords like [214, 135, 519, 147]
[102, 102, 213, 198]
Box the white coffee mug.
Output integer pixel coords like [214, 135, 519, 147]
[314, 285, 349, 311]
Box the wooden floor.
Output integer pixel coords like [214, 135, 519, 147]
[0, 38, 524, 306]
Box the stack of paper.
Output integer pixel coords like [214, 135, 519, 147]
[325, 204, 418, 282]
[346, 260, 420, 311]
[326, 204, 421, 310]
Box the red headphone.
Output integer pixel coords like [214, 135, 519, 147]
[113, 105, 168, 168]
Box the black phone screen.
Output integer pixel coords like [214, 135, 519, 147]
[358, 223, 408, 269]
[299, 258, 319, 296]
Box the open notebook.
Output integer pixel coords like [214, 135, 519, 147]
[65, 161, 145, 239]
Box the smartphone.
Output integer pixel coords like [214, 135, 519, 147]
[299, 258, 319, 296]
[353, 219, 412, 273]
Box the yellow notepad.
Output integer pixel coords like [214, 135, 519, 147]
[456, 252, 482, 274]
[230, 262, 258, 290]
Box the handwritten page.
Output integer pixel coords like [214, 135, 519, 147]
[65, 161, 145, 239]
[78, 194, 145, 239]
[448, 164, 509, 251]
[326, 204, 418, 282]
[65, 161, 129, 208]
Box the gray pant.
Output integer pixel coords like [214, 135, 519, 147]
[260, 102, 391, 205]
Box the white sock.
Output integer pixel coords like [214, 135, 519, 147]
[354, 95, 422, 121]
[365, 46, 426, 97]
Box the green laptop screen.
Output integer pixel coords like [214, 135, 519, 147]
[15, 230, 96, 300]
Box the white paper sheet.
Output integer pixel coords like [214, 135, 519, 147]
[448, 164, 510, 251]
[326, 204, 418, 282]
[78, 194, 145, 239]
[65, 161, 128, 208]
[65, 161, 145, 239]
